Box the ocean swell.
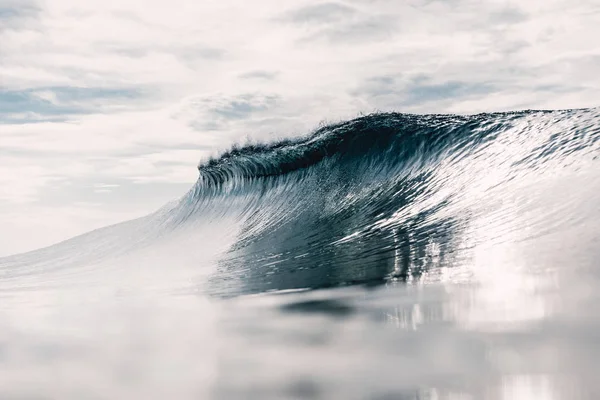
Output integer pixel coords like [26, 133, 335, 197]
[180, 109, 600, 296]
[2, 109, 599, 298]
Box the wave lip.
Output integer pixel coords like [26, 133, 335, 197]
[195, 112, 506, 188]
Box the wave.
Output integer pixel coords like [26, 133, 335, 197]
[184, 108, 600, 296]
[2, 108, 600, 297]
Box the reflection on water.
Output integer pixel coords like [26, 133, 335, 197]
[499, 375, 556, 400]
[212, 277, 597, 399]
[0, 251, 598, 399]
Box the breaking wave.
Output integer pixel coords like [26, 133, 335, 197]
[2, 109, 600, 297]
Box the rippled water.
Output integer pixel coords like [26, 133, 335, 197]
[1, 109, 599, 399]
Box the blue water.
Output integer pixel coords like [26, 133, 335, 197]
[1, 109, 599, 399]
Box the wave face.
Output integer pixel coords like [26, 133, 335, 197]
[170, 108, 600, 296]
[2, 109, 600, 297]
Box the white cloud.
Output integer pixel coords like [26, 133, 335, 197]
[0, 0, 599, 254]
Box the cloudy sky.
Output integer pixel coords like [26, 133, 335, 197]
[0, 0, 598, 256]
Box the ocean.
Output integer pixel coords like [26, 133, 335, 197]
[1, 108, 599, 399]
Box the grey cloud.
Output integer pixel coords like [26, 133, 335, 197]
[0, 86, 147, 123]
[354, 74, 402, 98]
[99, 11, 226, 63]
[403, 80, 493, 105]
[281, 2, 356, 24]
[535, 54, 600, 83]
[488, 7, 528, 25]
[103, 44, 225, 62]
[479, 7, 530, 56]
[184, 94, 280, 132]
[173, 47, 226, 63]
[277, 2, 399, 44]
[380, 0, 529, 31]
[0, 114, 70, 125]
[355, 75, 495, 109]
[357, 47, 600, 112]
[0, 1, 39, 19]
[532, 84, 582, 94]
[0, 89, 84, 117]
[489, 37, 530, 56]
[326, 15, 396, 41]
[114, 143, 215, 158]
[0, 142, 213, 159]
[211, 97, 277, 120]
[239, 71, 279, 81]
[0, 0, 40, 31]
[175, 47, 227, 71]
[299, 14, 398, 43]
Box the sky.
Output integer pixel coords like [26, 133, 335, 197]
[0, 0, 598, 256]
